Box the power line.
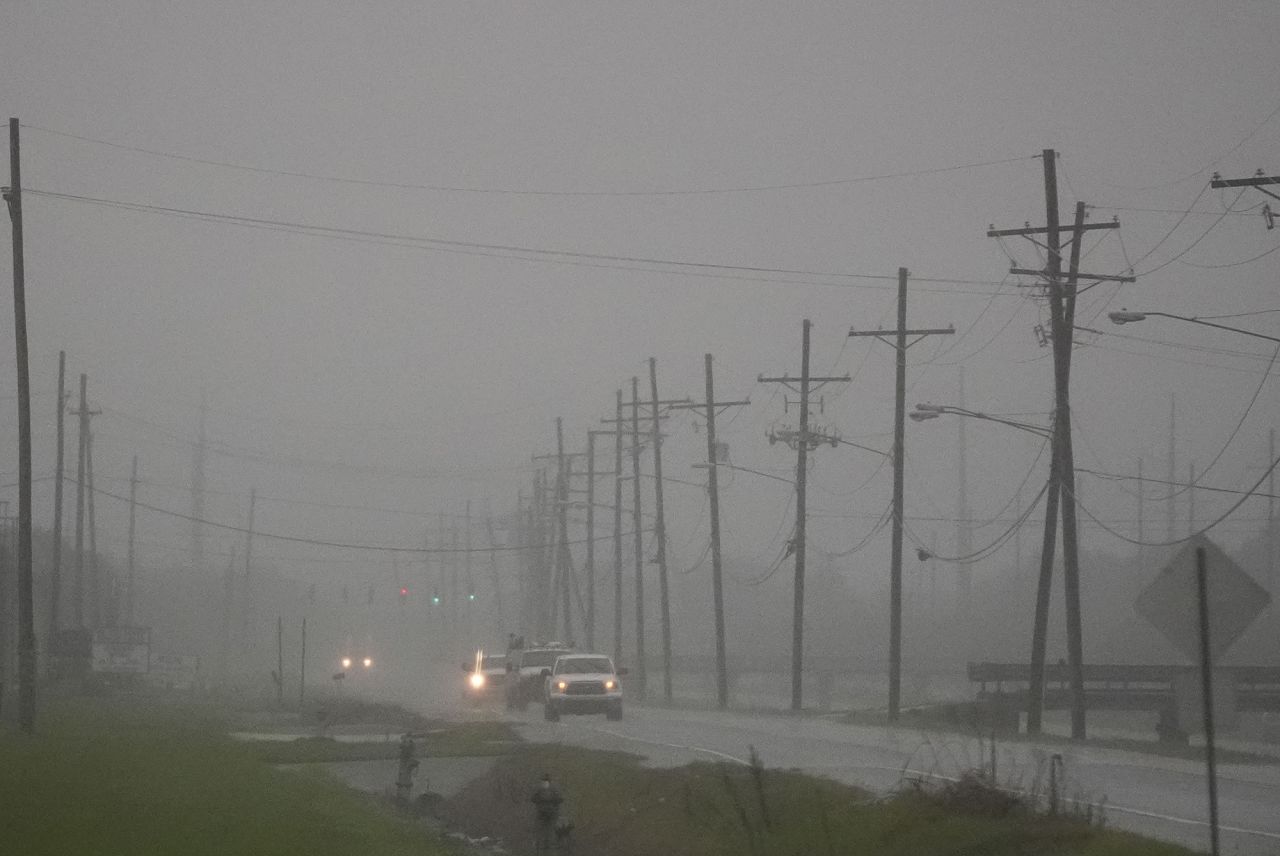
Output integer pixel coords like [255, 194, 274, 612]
[79, 476, 643, 554]
[26, 188, 1021, 297]
[22, 123, 1033, 197]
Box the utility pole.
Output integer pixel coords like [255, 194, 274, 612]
[1269, 429, 1276, 604]
[585, 430, 597, 651]
[955, 365, 972, 649]
[4, 117, 35, 731]
[987, 153, 1132, 740]
[648, 357, 674, 703]
[72, 374, 90, 628]
[630, 377, 646, 700]
[671, 354, 749, 709]
[48, 350, 67, 655]
[613, 390, 625, 667]
[86, 431, 99, 628]
[1168, 395, 1177, 542]
[849, 269, 953, 721]
[126, 456, 138, 626]
[556, 418, 573, 645]
[760, 320, 850, 712]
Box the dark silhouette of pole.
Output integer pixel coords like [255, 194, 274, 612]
[613, 390, 624, 667]
[792, 320, 812, 712]
[648, 357, 673, 703]
[74, 374, 87, 627]
[48, 350, 66, 652]
[86, 432, 99, 628]
[585, 430, 597, 650]
[888, 272, 908, 721]
[630, 377, 646, 701]
[703, 354, 729, 708]
[299, 616, 307, 706]
[1195, 545, 1221, 856]
[4, 117, 35, 731]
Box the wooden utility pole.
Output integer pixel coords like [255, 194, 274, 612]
[648, 357, 674, 703]
[955, 365, 972, 642]
[613, 390, 625, 667]
[555, 417, 573, 644]
[126, 456, 138, 626]
[86, 432, 99, 628]
[190, 391, 208, 575]
[1269, 429, 1276, 602]
[760, 320, 850, 711]
[987, 153, 1132, 739]
[849, 270, 953, 721]
[671, 355, 749, 709]
[1137, 458, 1145, 574]
[48, 350, 66, 650]
[1188, 462, 1197, 536]
[74, 373, 88, 627]
[1168, 395, 1177, 542]
[4, 118, 35, 731]
[585, 430, 597, 650]
[630, 377, 646, 700]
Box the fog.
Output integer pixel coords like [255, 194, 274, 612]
[1, 2, 1278, 706]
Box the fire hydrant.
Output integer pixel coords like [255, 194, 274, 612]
[395, 733, 420, 805]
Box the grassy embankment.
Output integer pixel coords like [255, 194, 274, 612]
[0, 697, 466, 856]
[439, 744, 1199, 856]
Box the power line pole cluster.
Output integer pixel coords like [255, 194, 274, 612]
[759, 319, 850, 712]
[849, 268, 953, 722]
[987, 149, 1134, 739]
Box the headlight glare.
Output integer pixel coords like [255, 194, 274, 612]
[362, 656, 373, 669]
[557, 681, 567, 690]
[605, 679, 616, 690]
[469, 672, 485, 689]
[341, 657, 352, 670]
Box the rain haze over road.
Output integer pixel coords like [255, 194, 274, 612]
[2, 3, 1279, 852]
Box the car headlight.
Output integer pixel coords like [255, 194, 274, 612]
[341, 657, 352, 670]
[469, 672, 486, 689]
[362, 657, 373, 669]
[604, 679, 616, 690]
[556, 680, 567, 690]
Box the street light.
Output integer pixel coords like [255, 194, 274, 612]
[910, 403, 1052, 439]
[1108, 310, 1280, 345]
[692, 461, 794, 485]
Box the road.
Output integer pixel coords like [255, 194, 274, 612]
[491, 703, 1280, 855]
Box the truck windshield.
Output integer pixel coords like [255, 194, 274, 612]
[558, 658, 612, 674]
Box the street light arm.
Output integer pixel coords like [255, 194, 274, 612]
[911, 404, 1051, 438]
[691, 460, 788, 481]
[1108, 310, 1280, 345]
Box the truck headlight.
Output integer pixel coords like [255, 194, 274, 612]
[557, 681, 567, 690]
[604, 679, 616, 690]
[362, 656, 373, 669]
[469, 672, 485, 689]
[341, 657, 352, 670]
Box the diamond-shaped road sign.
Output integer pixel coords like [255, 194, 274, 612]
[1135, 534, 1271, 663]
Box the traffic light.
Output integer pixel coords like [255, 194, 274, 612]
[399, 586, 409, 599]
[431, 590, 441, 605]
[466, 590, 476, 602]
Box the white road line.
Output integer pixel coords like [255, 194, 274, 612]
[584, 725, 749, 765]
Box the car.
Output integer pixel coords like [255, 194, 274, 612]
[543, 653, 625, 722]
[506, 642, 573, 710]
[338, 652, 375, 673]
[461, 652, 508, 705]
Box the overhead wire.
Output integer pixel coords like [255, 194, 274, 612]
[22, 123, 1034, 197]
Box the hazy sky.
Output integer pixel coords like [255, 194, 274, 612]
[1, 1, 1278, 601]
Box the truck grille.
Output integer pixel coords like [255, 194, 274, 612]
[564, 681, 605, 696]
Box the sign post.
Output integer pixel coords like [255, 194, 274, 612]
[1195, 546, 1220, 856]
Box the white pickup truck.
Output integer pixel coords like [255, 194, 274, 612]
[543, 653, 625, 721]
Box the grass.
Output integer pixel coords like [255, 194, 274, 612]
[0, 697, 462, 856]
[438, 743, 1199, 856]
